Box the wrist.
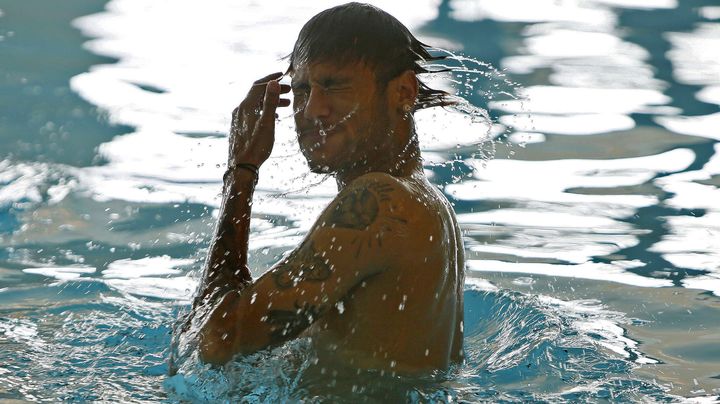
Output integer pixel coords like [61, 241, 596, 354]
[223, 163, 259, 185]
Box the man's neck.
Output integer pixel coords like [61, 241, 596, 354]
[335, 136, 423, 191]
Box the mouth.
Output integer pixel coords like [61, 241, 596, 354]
[298, 126, 340, 146]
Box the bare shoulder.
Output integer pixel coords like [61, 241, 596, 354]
[320, 172, 431, 228]
[307, 172, 442, 265]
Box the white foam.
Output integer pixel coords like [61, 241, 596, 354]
[22, 266, 96, 281]
[0, 161, 47, 206]
[682, 275, 720, 297]
[538, 295, 659, 364]
[447, 148, 694, 206]
[655, 143, 720, 209]
[700, 6, 720, 20]
[460, 209, 628, 230]
[500, 113, 635, 135]
[492, 85, 669, 115]
[663, 253, 720, 272]
[104, 275, 197, 301]
[464, 277, 499, 292]
[468, 259, 672, 288]
[449, 0, 615, 27]
[591, 0, 676, 10]
[655, 112, 720, 141]
[525, 30, 648, 60]
[507, 132, 545, 144]
[697, 85, 720, 105]
[102, 255, 194, 279]
[665, 23, 720, 86]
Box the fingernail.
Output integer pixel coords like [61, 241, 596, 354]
[267, 80, 280, 93]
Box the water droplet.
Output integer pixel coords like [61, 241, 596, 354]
[398, 294, 407, 311]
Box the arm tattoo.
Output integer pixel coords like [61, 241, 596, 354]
[272, 242, 332, 289]
[194, 224, 252, 307]
[266, 301, 327, 343]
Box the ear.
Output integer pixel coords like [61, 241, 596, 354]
[388, 70, 418, 112]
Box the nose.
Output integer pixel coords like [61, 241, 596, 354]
[303, 87, 331, 121]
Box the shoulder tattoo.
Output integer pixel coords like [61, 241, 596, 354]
[327, 182, 395, 230]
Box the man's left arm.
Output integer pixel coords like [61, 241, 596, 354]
[197, 173, 422, 365]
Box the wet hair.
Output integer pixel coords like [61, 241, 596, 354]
[287, 2, 454, 111]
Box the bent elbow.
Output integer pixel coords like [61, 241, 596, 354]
[198, 314, 237, 365]
[197, 290, 266, 365]
[197, 291, 242, 366]
[198, 326, 264, 365]
[199, 334, 233, 366]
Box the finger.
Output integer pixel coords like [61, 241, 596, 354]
[246, 72, 283, 102]
[253, 72, 283, 85]
[279, 84, 291, 94]
[258, 80, 281, 127]
[278, 98, 291, 107]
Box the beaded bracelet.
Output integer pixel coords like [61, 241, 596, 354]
[223, 163, 259, 185]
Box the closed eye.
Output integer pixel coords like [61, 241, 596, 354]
[324, 85, 351, 93]
[319, 78, 351, 92]
[291, 80, 310, 93]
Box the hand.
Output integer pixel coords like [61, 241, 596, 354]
[228, 72, 291, 167]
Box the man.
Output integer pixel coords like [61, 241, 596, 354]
[189, 2, 465, 373]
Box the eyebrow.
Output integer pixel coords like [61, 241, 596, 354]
[292, 75, 352, 90]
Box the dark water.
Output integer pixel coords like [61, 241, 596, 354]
[1, 0, 719, 401]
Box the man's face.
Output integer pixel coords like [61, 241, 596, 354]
[291, 61, 391, 174]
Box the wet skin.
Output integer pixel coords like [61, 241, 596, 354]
[190, 62, 465, 372]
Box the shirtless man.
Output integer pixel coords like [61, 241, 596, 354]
[190, 3, 465, 373]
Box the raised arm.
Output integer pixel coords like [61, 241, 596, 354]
[191, 73, 291, 310]
[198, 173, 415, 365]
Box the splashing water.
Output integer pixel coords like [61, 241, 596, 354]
[3, 0, 720, 401]
[164, 286, 675, 402]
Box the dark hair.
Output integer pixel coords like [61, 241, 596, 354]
[287, 2, 454, 110]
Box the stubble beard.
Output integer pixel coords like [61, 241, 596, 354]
[303, 97, 392, 177]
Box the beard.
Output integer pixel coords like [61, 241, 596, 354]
[300, 97, 392, 176]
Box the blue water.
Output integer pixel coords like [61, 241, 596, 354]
[1, 0, 719, 402]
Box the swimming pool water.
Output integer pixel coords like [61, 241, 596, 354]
[1, 0, 719, 401]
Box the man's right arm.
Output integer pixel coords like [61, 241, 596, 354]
[190, 73, 290, 308]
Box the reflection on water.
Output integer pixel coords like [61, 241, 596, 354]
[1, 0, 720, 401]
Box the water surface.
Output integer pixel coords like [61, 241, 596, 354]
[1, 0, 719, 401]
